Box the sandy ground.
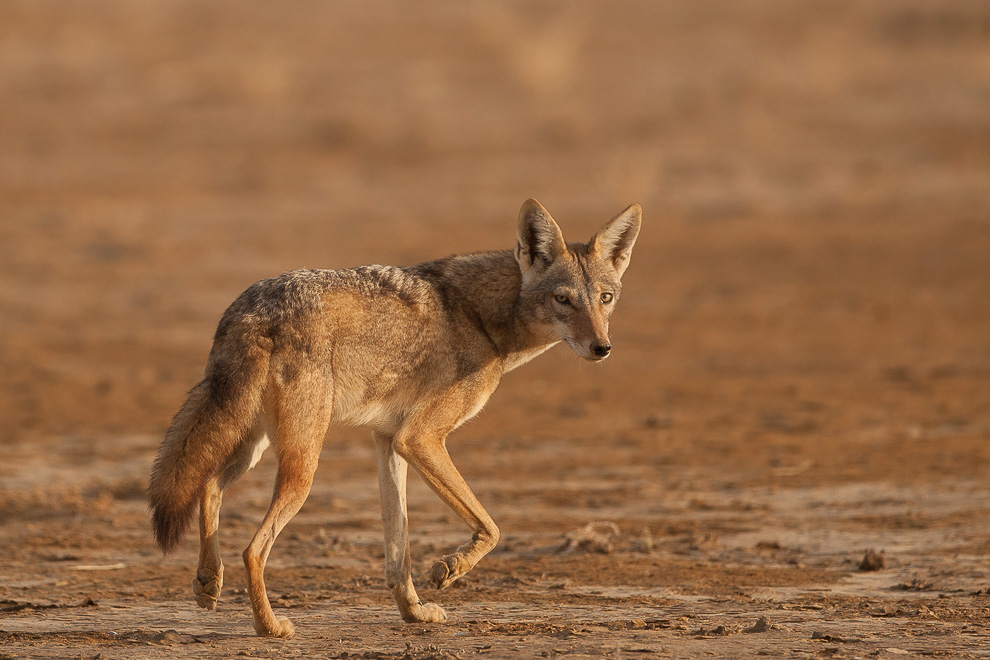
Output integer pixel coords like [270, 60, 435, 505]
[2, 1, 989, 658]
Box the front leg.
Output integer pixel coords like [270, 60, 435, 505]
[393, 425, 500, 591]
[373, 432, 447, 623]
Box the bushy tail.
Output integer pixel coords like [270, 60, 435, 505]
[148, 353, 267, 555]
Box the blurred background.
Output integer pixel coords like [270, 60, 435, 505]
[1, 1, 989, 510]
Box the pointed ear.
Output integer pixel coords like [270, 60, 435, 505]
[590, 203, 642, 278]
[516, 198, 567, 270]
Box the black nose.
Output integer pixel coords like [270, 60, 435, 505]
[592, 343, 611, 358]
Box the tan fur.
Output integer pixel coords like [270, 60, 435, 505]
[148, 199, 641, 638]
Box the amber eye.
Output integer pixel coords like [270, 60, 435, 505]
[600, 292, 614, 304]
[554, 294, 570, 305]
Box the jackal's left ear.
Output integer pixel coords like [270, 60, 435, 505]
[590, 204, 642, 278]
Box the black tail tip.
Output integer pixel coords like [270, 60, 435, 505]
[151, 503, 192, 556]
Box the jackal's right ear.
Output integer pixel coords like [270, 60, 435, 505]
[516, 198, 566, 271]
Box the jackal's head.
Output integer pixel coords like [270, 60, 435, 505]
[515, 198, 642, 361]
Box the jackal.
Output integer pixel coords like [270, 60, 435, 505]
[148, 199, 641, 637]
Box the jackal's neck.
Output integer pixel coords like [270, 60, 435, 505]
[410, 250, 558, 367]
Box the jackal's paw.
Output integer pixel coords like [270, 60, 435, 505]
[430, 554, 465, 590]
[192, 566, 223, 610]
[255, 615, 295, 639]
[402, 600, 448, 623]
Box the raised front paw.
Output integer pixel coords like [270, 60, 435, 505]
[192, 566, 223, 610]
[430, 554, 464, 591]
[403, 600, 448, 623]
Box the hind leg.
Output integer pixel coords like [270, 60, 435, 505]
[194, 428, 270, 610]
[243, 387, 331, 638]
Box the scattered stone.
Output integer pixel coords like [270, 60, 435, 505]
[812, 631, 861, 643]
[558, 522, 621, 554]
[869, 606, 899, 618]
[695, 624, 737, 637]
[859, 549, 886, 571]
[606, 619, 669, 631]
[744, 616, 772, 633]
[157, 631, 196, 645]
[892, 577, 932, 591]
